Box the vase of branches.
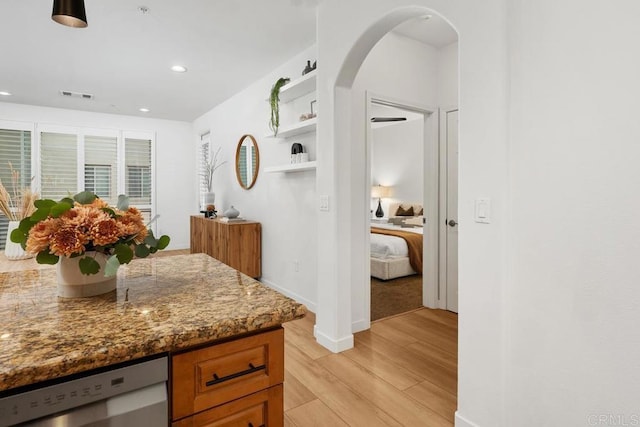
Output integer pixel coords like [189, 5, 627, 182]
[200, 146, 227, 212]
[0, 164, 37, 260]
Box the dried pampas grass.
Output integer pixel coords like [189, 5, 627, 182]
[0, 163, 37, 221]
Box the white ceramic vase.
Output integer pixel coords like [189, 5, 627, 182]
[56, 251, 117, 298]
[4, 220, 34, 261]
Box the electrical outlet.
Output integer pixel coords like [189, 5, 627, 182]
[293, 260, 299, 272]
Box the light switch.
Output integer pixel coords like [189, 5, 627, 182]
[319, 195, 330, 212]
[474, 198, 490, 223]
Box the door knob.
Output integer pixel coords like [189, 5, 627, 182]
[448, 219, 457, 227]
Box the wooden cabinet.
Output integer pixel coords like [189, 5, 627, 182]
[171, 328, 284, 427]
[190, 216, 261, 278]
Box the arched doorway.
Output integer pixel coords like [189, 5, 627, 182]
[333, 6, 459, 332]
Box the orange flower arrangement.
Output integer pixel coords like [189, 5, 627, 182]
[11, 191, 169, 276]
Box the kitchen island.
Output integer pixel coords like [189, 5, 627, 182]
[0, 253, 306, 425]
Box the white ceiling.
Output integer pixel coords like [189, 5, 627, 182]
[0, 1, 457, 123]
[0, 0, 317, 121]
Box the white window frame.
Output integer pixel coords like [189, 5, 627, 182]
[0, 119, 36, 191]
[0, 120, 35, 251]
[0, 123, 157, 239]
[199, 131, 211, 202]
[122, 130, 156, 235]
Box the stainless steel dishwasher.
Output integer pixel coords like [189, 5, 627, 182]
[0, 356, 168, 426]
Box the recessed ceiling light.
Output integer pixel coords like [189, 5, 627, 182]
[423, 14, 433, 20]
[0, 91, 11, 96]
[171, 65, 187, 73]
[139, 107, 150, 113]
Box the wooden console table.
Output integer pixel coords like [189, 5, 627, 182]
[190, 216, 261, 278]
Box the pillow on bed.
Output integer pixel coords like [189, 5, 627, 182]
[396, 205, 414, 216]
[388, 217, 405, 226]
[416, 207, 423, 215]
[404, 216, 423, 226]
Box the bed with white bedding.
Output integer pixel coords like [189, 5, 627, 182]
[370, 220, 423, 280]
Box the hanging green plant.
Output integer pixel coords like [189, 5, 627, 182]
[269, 77, 290, 136]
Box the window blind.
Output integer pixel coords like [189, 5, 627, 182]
[84, 135, 117, 204]
[125, 137, 152, 206]
[198, 132, 210, 209]
[0, 129, 32, 250]
[40, 132, 77, 200]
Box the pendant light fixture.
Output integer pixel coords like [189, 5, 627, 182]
[52, 0, 88, 28]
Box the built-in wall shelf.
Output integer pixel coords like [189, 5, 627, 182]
[278, 70, 317, 103]
[266, 117, 317, 139]
[265, 161, 317, 173]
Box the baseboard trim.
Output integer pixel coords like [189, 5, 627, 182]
[259, 278, 317, 313]
[455, 411, 480, 427]
[352, 319, 369, 333]
[314, 325, 354, 353]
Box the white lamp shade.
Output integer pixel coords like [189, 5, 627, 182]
[371, 185, 392, 199]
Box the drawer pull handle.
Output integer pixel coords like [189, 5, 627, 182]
[206, 363, 266, 387]
[247, 424, 265, 427]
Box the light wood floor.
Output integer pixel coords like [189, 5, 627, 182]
[283, 309, 458, 427]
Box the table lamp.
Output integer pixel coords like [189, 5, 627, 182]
[371, 185, 392, 218]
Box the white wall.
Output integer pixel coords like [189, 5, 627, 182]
[0, 103, 194, 249]
[438, 41, 459, 107]
[315, 1, 508, 426]
[192, 46, 318, 312]
[506, 1, 640, 425]
[371, 119, 424, 215]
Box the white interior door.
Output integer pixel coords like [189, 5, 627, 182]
[445, 109, 459, 313]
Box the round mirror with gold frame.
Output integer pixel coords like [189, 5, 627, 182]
[235, 134, 260, 190]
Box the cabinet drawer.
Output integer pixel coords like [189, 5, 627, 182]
[172, 385, 283, 427]
[172, 328, 284, 421]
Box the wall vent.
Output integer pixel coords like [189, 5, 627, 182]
[59, 90, 94, 100]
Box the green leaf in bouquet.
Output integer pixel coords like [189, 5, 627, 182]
[50, 201, 73, 218]
[116, 194, 130, 211]
[73, 191, 97, 205]
[10, 228, 25, 244]
[79, 256, 101, 275]
[114, 243, 134, 264]
[34, 199, 56, 209]
[104, 255, 121, 277]
[30, 199, 57, 222]
[144, 232, 158, 247]
[36, 250, 59, 265]
[157, 235, 170, 250]
[135, 244, 150, 258]
[18, 217, 35, 234]
[60, 197, 75, 206]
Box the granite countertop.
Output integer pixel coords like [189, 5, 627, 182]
[0, 253, 306, 392]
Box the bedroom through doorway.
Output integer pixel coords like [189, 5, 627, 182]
[369, 101, 427, 321]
